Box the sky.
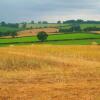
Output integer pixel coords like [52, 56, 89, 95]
[0, 0, 100, 23]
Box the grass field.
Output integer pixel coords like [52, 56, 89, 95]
[0, 45, 100, 100]
[80, 24, 100, 29]
[0, 33, 100, 46]
[1, 23, 100, 33]
[30, 23, 100, 28]
[0, 26, 20, 33]
[23, 23, 100, 29]
[45, 39, 100, 45]
[24, 23, 67, 28]
[21, 23, 100, 34]
[0, 24, 100, 46]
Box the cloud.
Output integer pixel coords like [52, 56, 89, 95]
[0, 0, 100, 22]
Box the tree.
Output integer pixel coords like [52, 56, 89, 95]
[37, 31, 48, 42]
[22, 22, 27, 28]
[7, 23, 19, 28]
[42, 21, 48, 24]
[10, 31, 18, 38]
[77, 19, 84, 24]
[0, 21, 6, 26]
[71, 24, 81, 32]
[57, 21, 61, 24]
[59, 24, 82, 33]
[38, 21, 42, 24]
[31, 21, 35, 24]
[0, 32, 4, 37]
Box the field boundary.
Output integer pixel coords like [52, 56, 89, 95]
[0, 32, 98, 39]
[0, 38, 100, 45]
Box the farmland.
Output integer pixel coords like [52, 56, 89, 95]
[0, 45, 100, 100]
[0, 26, 21, 33]
[18, 28, 59, 37]
[0, 33, 100, 46]
[0, 0, 100, 99]
[21, 23, 66, 28]
[0, 23, 100, 100]
[30, 23, 100, 28]
[0, 23, 100, 33]
[21, 23, 100, 29]
[80, 24, 100, 29]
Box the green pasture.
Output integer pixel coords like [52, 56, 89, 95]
[0, 26, 20, 33]
[0, 33, 100, 46]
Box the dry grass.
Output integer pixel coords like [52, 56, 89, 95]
[18, 28, 59, 37]
[0, 45, 100, 100]
[91, 31, 100, 34]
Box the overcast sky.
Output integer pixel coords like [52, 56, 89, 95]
[0, 0, 100, 22]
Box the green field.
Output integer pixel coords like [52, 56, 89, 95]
[48, 33, 100, 40]
[24, 23, 67, 28]
[0, 24, 100, 46]
[0, 26, 20, 33]
[80, 24, 100, 29]
[45, 39, 100, 45]
[25, 23, 100, 29]
[0, 33, 100, 46]
[0, 23, 100, 33]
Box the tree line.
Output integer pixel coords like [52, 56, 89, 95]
[59, 24, 100, 33]
[0, 19, 100, 26]
[63, 19, 100, 24]
[0, 30, 18, 38]
[0, 21, 19, 28]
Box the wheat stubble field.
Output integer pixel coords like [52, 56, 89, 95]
[0, 45, 100, 100]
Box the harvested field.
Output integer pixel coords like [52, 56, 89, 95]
[91, 31, 100, 34]
[0, 45, 100, 100]
[18, 28, 59, 37]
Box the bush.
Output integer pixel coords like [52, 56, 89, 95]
[83, 27, 100, 32]
[37, 31, 48, 42]
[0, 30, 18, 37]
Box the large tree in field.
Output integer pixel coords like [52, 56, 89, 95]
[37, 31, 48, 42]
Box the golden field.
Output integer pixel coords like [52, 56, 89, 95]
[0, 45, 100, 100]
[18, 28, 59, 37]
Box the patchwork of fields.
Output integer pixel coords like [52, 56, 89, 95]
[0, 24, 100, 99]
[0, 45, 100, 100]
[18, 28, 59, 37]
[0, 23, 100, 46]
[0, 24, 100, 46]
[0, 33, 100, 46]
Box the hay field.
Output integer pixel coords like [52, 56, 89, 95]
[91, 31, 100, 34]
[18, 28, 59, 37]
[0, 45, 100, 100]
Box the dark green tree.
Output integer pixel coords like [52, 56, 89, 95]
[37, 31, 48, 42]
[10, 30, 18, 38]
[42, 21, 48, 24]
[31, 21, 35, 24]
[0, 21, 6, 26]
[38, 21, 42, 24]
[57, 21, 61, 24]
[71, 24, 81, 32]
[22, 22, 27, 29]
